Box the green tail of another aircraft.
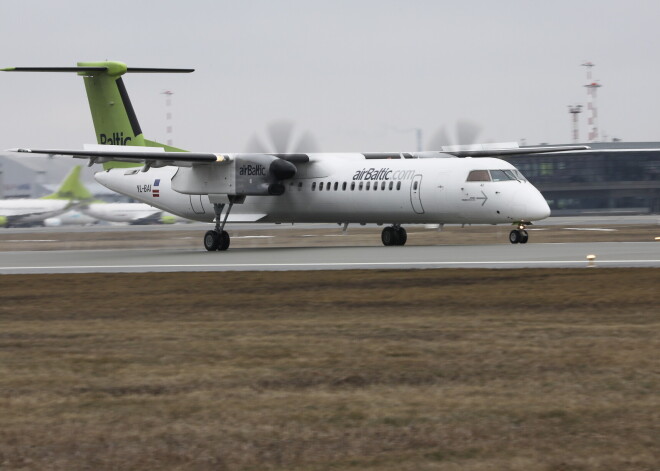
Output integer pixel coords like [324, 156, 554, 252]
[2, 61, 194, 169]
[41, 165, 93, 201]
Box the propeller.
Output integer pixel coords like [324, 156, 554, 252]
[245, 119, 320, 154]
[426, 120, 484, 150]
[424, 119, 483, 231]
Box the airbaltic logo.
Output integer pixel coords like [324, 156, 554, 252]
[352, 168, 415, 181]
[99, 132, 132, 145]
[239, 164, 266, 176]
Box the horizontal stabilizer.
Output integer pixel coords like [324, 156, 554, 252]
[1, 66, 194, 73]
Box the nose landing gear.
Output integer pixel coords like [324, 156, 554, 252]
[382, 225, 407, 246]
[509, 223, 529, 244]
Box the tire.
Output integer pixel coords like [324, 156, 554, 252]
[519, 230, 529, 244]
[509, 230, 521, 244]
[381, 227, 396, 246]
[204, 230, 221, 251]
[218, 230, 231, 251]
[396, 227, 407, 246]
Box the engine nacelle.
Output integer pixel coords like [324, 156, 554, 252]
[171, 154, 297, 196]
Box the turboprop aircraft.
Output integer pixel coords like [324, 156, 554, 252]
[2, 61, 588, 250]
[0, 165, 91, 227]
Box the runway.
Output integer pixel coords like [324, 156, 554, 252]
[1, 241, 659, 274]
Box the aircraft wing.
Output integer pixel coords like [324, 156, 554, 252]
[445, 145, 590, 158]
[8, 145, 590, 165]
[8, 147, 226, 166]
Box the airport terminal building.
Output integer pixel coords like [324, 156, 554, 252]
[504, 142, 660, 215]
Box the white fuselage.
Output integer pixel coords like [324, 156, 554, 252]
[44, 210, 98, 226]
[0, 198, 71, 225]
[94, 155, 551, 226]
[81, 202, 162, 223]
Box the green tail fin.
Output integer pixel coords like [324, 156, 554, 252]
[41, 165, 93, 201]
[2, 62, 193, 170]
[78, 61, 147, 152]
[78, 61, 190, 169]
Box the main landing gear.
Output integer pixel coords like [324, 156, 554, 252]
[381, 225, 407, 246]
[509, 223, 529, 244]
[204, 201, 234, 251]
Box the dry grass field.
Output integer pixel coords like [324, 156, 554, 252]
[0, 268, 658, 470]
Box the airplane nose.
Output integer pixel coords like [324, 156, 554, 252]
[521, 186, 551, 221]
[509, 185, 550, 221]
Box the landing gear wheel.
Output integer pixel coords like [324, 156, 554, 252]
[509, 230, 521, 244]
[204, 230, 221, 251]
[396, 227, 407, 246]
[382, 226, 407, 246]
[218, 230, 230, 251]
[519, 230, 529, 244]
[381, 227, 399, 246]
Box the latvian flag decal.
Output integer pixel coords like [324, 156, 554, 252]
[152, 179, 160, 197]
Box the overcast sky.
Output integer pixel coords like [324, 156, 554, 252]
[2, 0, 660, 155]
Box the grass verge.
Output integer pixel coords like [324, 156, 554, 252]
[1, 269, 658, 470]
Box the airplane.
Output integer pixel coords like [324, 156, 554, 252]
[2, 61, 588, 249]
[0, 165, 91, 227]
[44, 209, 98, 227]
[80, 201, 173, 225]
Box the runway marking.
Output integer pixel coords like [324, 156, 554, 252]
[563, 227, 617, 232]
[2, 260, 660, 272]
[4, 239, 58, 242]
[233, 235, 275, 239]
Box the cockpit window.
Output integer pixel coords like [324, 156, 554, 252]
[503, 170, 518, 180]
[466, 170, 491, 182]
[490, 169, 517, 182]
[513, 170, 527, 182]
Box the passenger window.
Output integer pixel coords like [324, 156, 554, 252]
[381, 181, 386, 190]
[342, 182, 347, 191]
[334, 182, 338, 191]
[366, 182, 371, 190]
[413, 181, 418, 190]
[298, 182, 303, 191]
[312, 182, 316, 191]
[467, 170, 491, 182]
[351, 182, 355, 191]
[359, 182, 364, 190]
[319, 182, 324, 190]
[389, 181, 393, 190]
[396, 181, 401, 190]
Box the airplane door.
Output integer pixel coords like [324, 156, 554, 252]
[189, 195, 206, 214]
[410, 174, 425, 214]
